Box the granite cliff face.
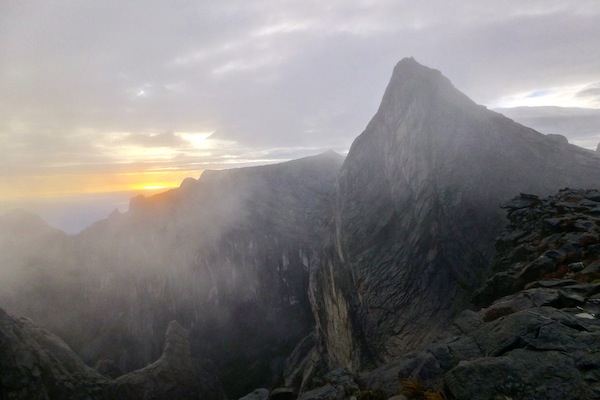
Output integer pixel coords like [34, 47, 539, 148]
[0, 151, 343, 397]
[353, 189, 600, 400]
[309, 58, 600, 372]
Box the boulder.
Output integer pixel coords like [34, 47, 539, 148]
[444, 349, 594, 400]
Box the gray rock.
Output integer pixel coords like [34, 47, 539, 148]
[450, 310, 484, 334]
[501, 194, 540, 210]
[445, 336, 483, 362]
[239, 388, 269, 400]
[586, 190, 600, 201]
[309, 57, 600, 370]
[95, 359, 123, 379]
[444, 350, 590, 400]
[0, 307, 107, 399]
[563, 283, 600, 296]
[546, 133, 569, 145]
[270, 388, 296, 400]
[361, 356, 416, 396]
[481, 293, 537, 321]
[525, 279, 579, 289]
[109, 320, 227, 400]
[570, 261, 586, 272]
[353, 188, 600, 399]
[581, 260, 600, 275]
[283, 332, 328, 392]
[325, 368, 359, 395]
[298, 384, 342, 400]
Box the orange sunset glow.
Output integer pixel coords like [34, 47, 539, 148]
[3, 1, 599, 236]
[0, 170, 204, 200]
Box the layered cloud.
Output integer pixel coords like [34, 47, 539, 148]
[2, 0, 600, 199]
[496, 107, 600, 149]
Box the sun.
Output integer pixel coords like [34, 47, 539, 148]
[129, 183, 175, 193]
[141, 185, 168, 190]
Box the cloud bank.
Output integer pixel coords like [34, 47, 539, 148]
[1, 0, 600, 200]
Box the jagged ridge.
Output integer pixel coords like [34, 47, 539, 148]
[308, 57, 600, 374]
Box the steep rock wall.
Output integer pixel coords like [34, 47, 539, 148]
[0, 151, 344, 397]
[312, 58, 600, 370]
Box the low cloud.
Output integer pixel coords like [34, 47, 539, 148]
[577, 83, 600, 106]
[120, 131, 185, 148]
[2, 0, 600, 196]
[496, 106, 600, 149]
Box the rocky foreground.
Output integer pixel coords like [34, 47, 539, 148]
[246, 188, 600, 400]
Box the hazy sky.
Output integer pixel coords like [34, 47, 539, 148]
[2, 1, 600, 230]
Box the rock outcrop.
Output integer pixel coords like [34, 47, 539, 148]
[0, 307, 106, 399]
[363, 292, 600, 400]
[304, 189, 600, 400]
[474, 188, 600, 306]
[308, 57, 600, 374]
[0, 309, 225, 399]
[110, 321, 226, 400]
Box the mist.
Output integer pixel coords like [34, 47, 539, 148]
[3, 2, 600, 398]
[0, 152, 342, 396]
[0, 192, 135, 234]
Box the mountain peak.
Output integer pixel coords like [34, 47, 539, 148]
[370, 57, 475, 129]
[390, 57, 447, 87]
[393, 56, 438, 74]
[309, 149, 345, 162]
[0, 208, 60, 236]
[315, 58, 600, 371]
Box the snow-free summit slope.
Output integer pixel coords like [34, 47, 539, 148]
[309, 57, 600, 371]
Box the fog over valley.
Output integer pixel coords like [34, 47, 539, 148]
[2, 2, 600, 400]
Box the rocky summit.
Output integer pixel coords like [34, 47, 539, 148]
[305, 57, 600, 376]
[282, 189, 600, 400]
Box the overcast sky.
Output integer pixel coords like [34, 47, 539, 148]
[2, 1, 600, 230]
